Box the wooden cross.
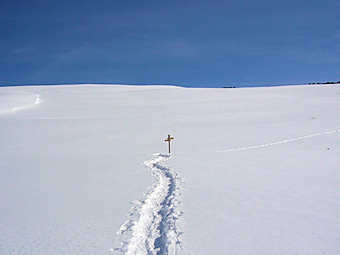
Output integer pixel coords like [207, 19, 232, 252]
[164, 134, 174, 154]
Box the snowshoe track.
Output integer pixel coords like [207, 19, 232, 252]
[117, 154, 183, 255]
[218, 129, 340, 152]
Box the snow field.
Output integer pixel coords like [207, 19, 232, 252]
[1, 84, 340, 255]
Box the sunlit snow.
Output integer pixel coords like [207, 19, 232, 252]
[1, 84, 339, 255]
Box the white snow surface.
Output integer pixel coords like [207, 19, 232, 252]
[118, 153, 182, 255]
[1, 84, 340, 254]
[0, 91, 41, 114]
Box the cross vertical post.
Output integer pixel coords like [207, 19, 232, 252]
[164, 134, 174, 154]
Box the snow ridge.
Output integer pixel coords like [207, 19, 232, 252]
[218, 129, 340, 152]
[117, 154, 183, 255]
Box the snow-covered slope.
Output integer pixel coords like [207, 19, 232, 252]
[1, 84, 339, 255]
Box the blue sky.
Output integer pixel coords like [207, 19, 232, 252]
[0, 0, 339, 87]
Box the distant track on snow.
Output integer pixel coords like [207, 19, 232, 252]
[117, 154, 182, 255]
[218, 129, 340, 153]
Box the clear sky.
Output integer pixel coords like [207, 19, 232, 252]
[0, 0, 339, 87]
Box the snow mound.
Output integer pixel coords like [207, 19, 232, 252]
[0, 92, 41, 114]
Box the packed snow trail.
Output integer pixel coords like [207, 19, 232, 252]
[218, 129, 340, 152]
[117, 154, 182, 255]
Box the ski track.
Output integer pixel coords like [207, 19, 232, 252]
[218, 129, 340, 152]
[117, 153, 182, 255]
